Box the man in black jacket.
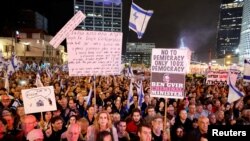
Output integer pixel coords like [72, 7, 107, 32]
[44, 116, 66, 141]
[186, 116, 209, 141]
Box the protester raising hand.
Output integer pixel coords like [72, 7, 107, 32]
[45, 124, 52, 138]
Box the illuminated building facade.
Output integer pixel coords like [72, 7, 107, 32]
[216, 0, 243, 58]
[238, 0, 250, 64]
[74, 0, 122, 32]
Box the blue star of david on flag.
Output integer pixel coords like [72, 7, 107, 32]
[129, 2, 153, 39]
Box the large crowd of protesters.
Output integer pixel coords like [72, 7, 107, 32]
[0, 63, 249, 141]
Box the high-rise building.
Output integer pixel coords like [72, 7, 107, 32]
[125, 42, 155, 66]
[216, 0, 243, 59]
[74, 0, 122, 32]
[238, 0, 250, 64]
[17, 10, 48, 32]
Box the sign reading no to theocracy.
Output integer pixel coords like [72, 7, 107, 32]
[150, 48, 190, 99]
[67, 30, 123, 76]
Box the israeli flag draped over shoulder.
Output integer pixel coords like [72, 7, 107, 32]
[129, 2, 153, 39]
[243, 59, 250, 82]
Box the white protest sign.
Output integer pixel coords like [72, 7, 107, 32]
[49, 11, 86, 48]
[21, 86, 57, 114]
[206, 71, 228, 85]
[151, 49, 189, 74]
[150, 49, 189, 99]
[67, 30, 123, 76]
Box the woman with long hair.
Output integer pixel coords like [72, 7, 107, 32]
[86, 111, 118, 141]
[39, 111, 52, 131]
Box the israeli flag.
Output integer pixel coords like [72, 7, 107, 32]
[138, 81, 144, 107]
[127, 65, 134, 77]
[11, 54, 18, 71]
[228, 76, 245, 103]
[129, 2, 153, 39]
[7, 61, 15, 78]
[86, 88, 93, 106]
[243, 59, 250, 82]
[4, 73, 9, 92]
[35, 73, 44, 87]
[126, 78, 134, 111]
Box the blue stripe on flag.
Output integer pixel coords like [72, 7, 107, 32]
[129, 96, 133, 103]
[229, 78, 244, 97]
[11, 56, 17, 69]
[131, 3, 153, 16]
[129, 23, 144, 38]
[243, 75, 250, 80]
[244, 59, 250, 64]
[129, 22, 137, 30]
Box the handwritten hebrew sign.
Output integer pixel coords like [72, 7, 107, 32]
[49, 11, 86, 48]
[67, 30, 123, 76]
[206, 71, 228, 85]
[21, 86, 57, 114]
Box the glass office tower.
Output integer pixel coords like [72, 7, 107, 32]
[74, 0, 122, 32]
[238, 0, 250, 64]
[216, 0, 243, 58]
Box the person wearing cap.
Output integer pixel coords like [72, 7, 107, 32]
[151, 114, 163, 141]
[26, 129, 44, 141]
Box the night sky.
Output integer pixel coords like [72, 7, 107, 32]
[1, 0, 221, 62]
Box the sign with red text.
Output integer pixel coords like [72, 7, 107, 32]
[150, 49, 189, 99]
[206, 71, 228, 85]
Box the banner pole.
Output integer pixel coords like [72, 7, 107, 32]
[164, 98, 171, 141]
[93, 75, 97, 109]
[164, 98, 168, 130]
